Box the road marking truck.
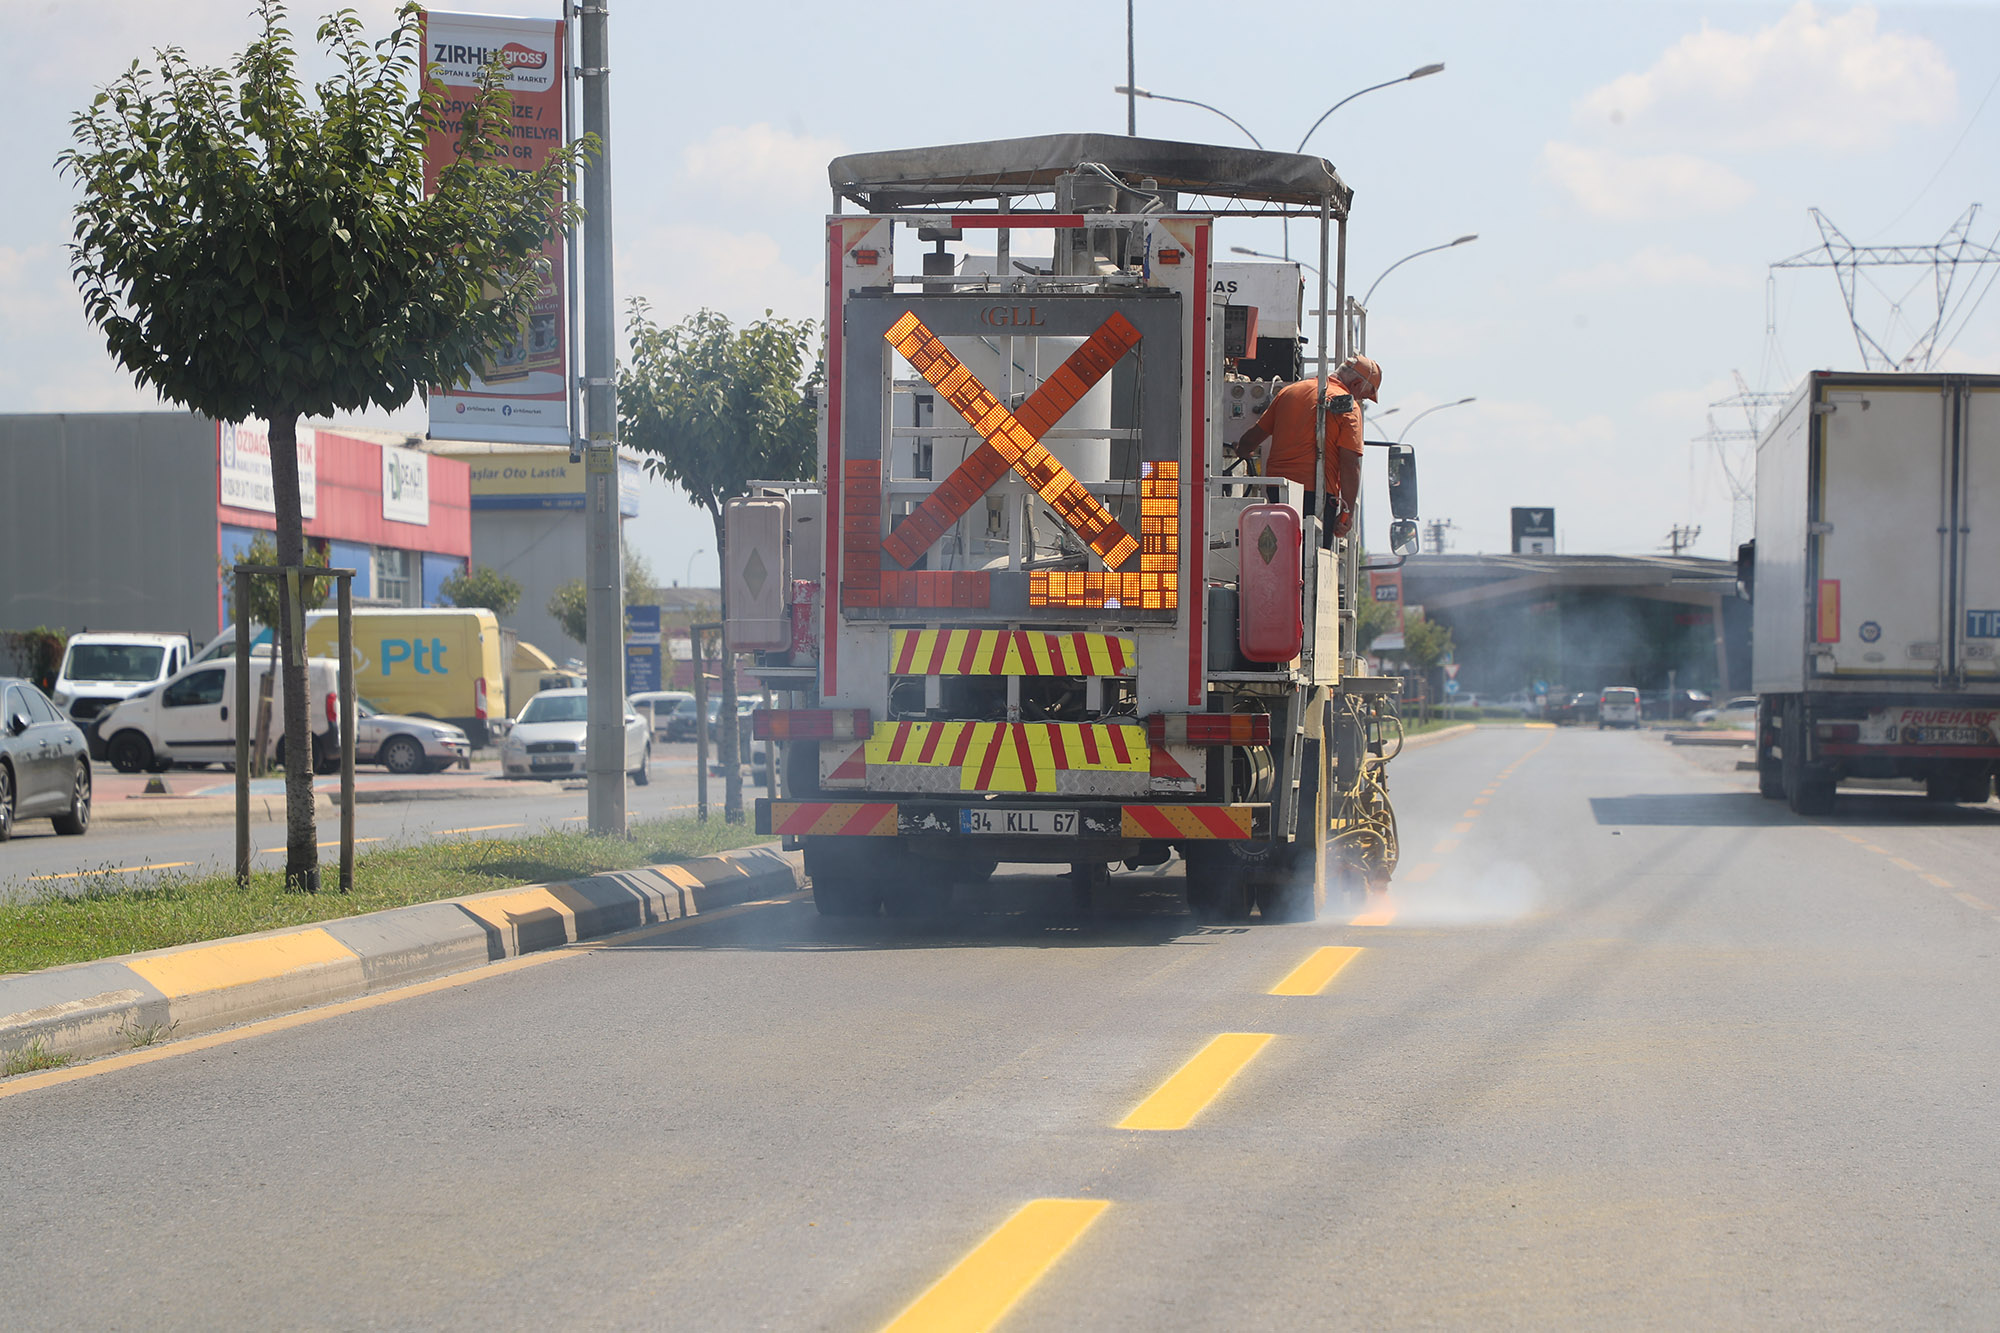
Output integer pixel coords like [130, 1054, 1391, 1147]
[1747, 371, 2000, 812]
[732, 134, 1421, 920]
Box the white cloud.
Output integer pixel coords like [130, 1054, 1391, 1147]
[1577, 3, 1955, 153]
[680, 123, 845, 209]
[1541, 143, 1754, 221]
[616, 222, 821, 326]
[1555, 247, 1756, 292]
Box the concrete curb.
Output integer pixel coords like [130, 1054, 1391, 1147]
[1397, 723, 1476, 751]
[93, 782, 506, 826]
[0, 843, 801, 1069]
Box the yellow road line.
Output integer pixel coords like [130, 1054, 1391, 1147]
[1954, 891, 1995, 912]
[881, 1198, 1108, 1333]
[258, 837, 383, 854]
[1432, 838, 1459, 854]
[128, 927, 356, 999]
[1451, 821, 1474, 834]
[1524, 721, 1556, 729]
[0, 893, 804, 1100]
[1400, 862, 1439, 884]
[433, 823, 525, 836]
[27, 861, 192, 883]
[1349, 897, 1398, 927]
[1889, 857, 1922, 873]
[1922, 872, 1955, 889]
[1117, 1033, 1273, 1131]
[1859, 843, 1889, 855]
[1269, 946, 1361, 997]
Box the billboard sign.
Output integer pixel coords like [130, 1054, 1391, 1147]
[421, 11, 570, 446]
[1511, 506, 1555, 555]
[219, 420, 316, 519]
[1368, 568, 1406, 636]
[460, 454, 642, 516]
[382, 447, 431, 526]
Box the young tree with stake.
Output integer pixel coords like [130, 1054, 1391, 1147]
[62, 1, 587, 890]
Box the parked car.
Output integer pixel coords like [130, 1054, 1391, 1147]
[1598, 686, 1642, 729]
[499, 688, 650, 783]
[51, 631, 194, 727]
[355, 700, 471, 773]
[1642, 687, 1713, 721]
[1691, 695, 1759, 728]
[97, 655, 343, 773]
[630, 690, 694, 744]
[0, 678, 92, 840]
[1550, 692, 1598, 725]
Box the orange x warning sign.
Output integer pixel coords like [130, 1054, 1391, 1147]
[882, 311, 1142, 570]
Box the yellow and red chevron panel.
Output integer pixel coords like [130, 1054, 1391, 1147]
[760, 802, 899, 837]
[1121, 805, 1254, 839]
[864, 720, 1148, 794]
[882, 312, 1140, 570]
[890, 629, 1136, 677]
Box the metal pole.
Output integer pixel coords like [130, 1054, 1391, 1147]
[564, 0, 583, 466]
[1125, 0, 1136, 135]
[1314, 198, 1331, 529]
[580, 0, 626, 835]
[338, 572, 355, 893]
[692, 626, 710, 822]
[234, 569, 250, 889]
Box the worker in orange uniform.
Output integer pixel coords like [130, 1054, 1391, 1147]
[1233, 354, 1381, 537]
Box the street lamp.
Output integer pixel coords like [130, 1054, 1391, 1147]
[1230, 244, 1318, 278]
[1396, 397, 1476, 443]
[1296, 63, 1445, 153]
[684, 548, 707, 588]
[1361, 235, 1478, 309]
[1112, 85, 1263, 148]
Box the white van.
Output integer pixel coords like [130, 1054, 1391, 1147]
[52, 632, 194, 724]
[97, 654, 342, 774]
[1598, 686, 1642, 730]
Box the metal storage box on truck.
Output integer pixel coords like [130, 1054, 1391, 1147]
[1749, 371, 2000, 811]
[304, 607, 506, 746]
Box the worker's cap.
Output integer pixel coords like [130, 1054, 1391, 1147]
[1336, 355, 1382, 402]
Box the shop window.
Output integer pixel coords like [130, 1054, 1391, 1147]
[375, 547, 414, 606]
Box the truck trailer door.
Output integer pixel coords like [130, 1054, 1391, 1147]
[1958, 382, 2000, 682]
[1814, 381, 1949, 679]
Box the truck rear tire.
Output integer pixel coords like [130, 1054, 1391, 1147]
[1756, 700, 1784, 799]
[1185, 845, 1255, 923]
[804, 837, 895, 916]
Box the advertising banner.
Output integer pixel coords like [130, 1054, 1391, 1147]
[460, 454, 641, 516]
[219, 420, 317, 519]
[382, 447, 431, 526]
[421, 11, 570, 446]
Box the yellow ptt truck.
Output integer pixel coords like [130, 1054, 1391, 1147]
[304, 607, 507, 746]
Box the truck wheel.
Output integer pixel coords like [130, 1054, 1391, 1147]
[1068, 861, 1110, 913]
[1185, 846, 1255, 923]
[107, 730, 153, 774]
[804, 837, 891, 916]
[1961, 771, 1994, 804]
[1781, 699, 1836, 816]
[1925, 772, 1961, 802]
[1755, 700, 1783, 799]
[1259, 729, 1331, 923]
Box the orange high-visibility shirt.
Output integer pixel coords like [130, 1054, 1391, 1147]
[1254, 377, 1364, 490]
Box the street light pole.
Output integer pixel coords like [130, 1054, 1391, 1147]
[1362, 235, 1478, 309]
[580, 0, 624, 836]
[1112, 86, 1263, 148]
[1125, 0, 1136, 135]
[1396, 397, 1477, 444]
[684, 548, 706, 588]
[1295, 63, 1445, 153]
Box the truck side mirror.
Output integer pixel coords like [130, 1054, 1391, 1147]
[1387, 444, 1420, 520]
[1389, 519, 1420, 557]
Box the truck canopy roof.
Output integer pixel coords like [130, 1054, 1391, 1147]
[828, 132, 1351, 217]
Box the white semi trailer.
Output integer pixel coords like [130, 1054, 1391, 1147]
[1748, 371, 2000, 813]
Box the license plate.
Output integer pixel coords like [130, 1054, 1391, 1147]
[1904, 726, 1992, 745]
[530, 755, 573, 768]
[960, 808, 1078, 836]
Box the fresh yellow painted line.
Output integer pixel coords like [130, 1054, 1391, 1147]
[1400, 861, 1439, 885]
[27, 861, 192, 883]
[881, 1198, 1108, 1333]
[1432, 838, 1459, 854]
[1471, 795, 1490, 805]
[1349, 897, 1398, 927]
[258, 837, 384, 855]
[1922, 872, 1955, 889]
[128, 927, 356, 999]
[1859, 843, 1889, 855]
[1954, 891, 1995, 912]
[1269, 946, 1362, 996]
[1889, 857, 1922, 872]
[0, 893, 805, 1100]
[658, 864, 704, 892]
[457, 886, 576, 938]
[434, 822, 526, 836]
[1118, 1033, 1273, 1131]
[1452, 820, 1475, 833]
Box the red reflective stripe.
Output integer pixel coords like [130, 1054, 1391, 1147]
[923, 633, 951, 675]
[1047, 724, 1069, 771]
[1107, 637, 1127, 675]
[972, 726, 1006, 790]
[1013, 629, 1033, 675]
[1191, 804, 1245, 838]
[884, 722, 911, 762]
[1125, 805, 1179, 838]
[1107, 726, 1133, 766]
[917, 721, 948, 764]
[839, 804, 889, 835]
[1080, 725, 1102, 766]
[1011, 723, 1038, 791]
[893, 632, 920, 674]
[948, 722, 979, 768]
[956, 628, 983, 675]
[775, 804, 817, 835]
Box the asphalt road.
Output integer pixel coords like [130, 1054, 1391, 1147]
[0, 748, 771, 899]
[6, 725, 2000, 1328]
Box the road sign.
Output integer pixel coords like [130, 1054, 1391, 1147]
[1444, 679, 1461, 696]
[1443, 663, 1460, 679]
[1533, 678, 1548, 695]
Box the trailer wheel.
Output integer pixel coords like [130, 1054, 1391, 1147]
[1781, 699, 1836, 816]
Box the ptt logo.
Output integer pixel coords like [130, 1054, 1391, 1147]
[380, 638, 450, 675]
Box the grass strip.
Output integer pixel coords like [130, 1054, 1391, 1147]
[0, 818, 767, 976]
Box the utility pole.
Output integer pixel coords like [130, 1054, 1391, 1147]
[1125, 0, 1136, 135]
[579, 0, 625, 835]
[1423, 517, 1456, 554]
[1663, 523, 1701, 556]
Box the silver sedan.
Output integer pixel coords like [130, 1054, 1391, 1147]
[355, 701, 471, 774]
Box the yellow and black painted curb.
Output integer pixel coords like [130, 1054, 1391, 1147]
[0, 844, 800, 1068]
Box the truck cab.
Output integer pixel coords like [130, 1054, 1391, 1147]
[52, 631, 193, 726]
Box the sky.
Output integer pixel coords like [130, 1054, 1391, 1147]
[6, 0, 1999, 579]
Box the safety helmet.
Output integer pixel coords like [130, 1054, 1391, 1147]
[1336, 355, 1382, 403]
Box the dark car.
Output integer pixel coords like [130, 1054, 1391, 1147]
[1550, 692, 1598, 725]
[0, 677, 92, 840]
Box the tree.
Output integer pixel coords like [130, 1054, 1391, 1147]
[1355, 587, 1398, 657]
[619, 306, 819, 823]
[62, 2, 586, 891]
[438, 565, 522, 617]
[4, 628, 68, 695]
[547, 551, 658, 646]
[1401, 610, 1457, 722]
[222, 531, 333, 627]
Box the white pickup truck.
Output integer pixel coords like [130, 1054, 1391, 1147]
[97, 653, 342, 774]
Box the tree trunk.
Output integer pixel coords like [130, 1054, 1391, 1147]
[712, 507, 743, 824]
[266, 413, 321, 893]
